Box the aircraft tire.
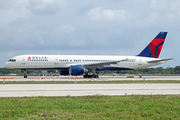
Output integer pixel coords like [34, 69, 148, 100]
[93, 75, 96, 78]
[83, 75, 99, 78]
[88, 75, 92, 78]
[83, 75, 87, 78]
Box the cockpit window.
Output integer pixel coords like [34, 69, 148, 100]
[8, 59, 16, 62]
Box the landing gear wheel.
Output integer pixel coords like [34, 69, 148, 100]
[94, 75, 99, 78]
[83, 75, 87, 78]
[88, 75, 92, 78]
[24, 75, 27, 78]
[83, 75, 99, 78]
[93, 75, 96, 78]
[83, 72, 99, 78]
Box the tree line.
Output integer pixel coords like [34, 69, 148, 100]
[0, 66, 180, 75]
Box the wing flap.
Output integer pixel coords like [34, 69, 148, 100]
[84, 59, 125, 68]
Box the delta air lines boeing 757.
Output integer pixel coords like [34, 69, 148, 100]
[4, 32, 173, 78]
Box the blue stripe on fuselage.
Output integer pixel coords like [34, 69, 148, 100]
[24, 67, 133, 71]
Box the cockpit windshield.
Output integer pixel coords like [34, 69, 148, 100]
[8, 59, 16, 62]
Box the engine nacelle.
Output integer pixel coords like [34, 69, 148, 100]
[59, 69, 69, 75]
[69, 65, 87, 75]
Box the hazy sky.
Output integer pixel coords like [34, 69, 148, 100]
[0, 0, 179, 68]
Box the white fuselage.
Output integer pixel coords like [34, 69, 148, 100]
[4, 55, 165, 70]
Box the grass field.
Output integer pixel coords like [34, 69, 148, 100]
[0, 95, 180, 119]
[1, 80, 180, 84]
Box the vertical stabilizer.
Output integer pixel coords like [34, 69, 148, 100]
[138, 32, 167, 58]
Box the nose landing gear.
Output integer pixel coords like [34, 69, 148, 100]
[21, 69, 27, 78]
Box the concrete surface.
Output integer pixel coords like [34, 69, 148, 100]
[1, 76, 180, 81]
[0, 83, 180, 97]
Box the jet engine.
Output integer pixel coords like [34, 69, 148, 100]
[69, 65, 88, 75]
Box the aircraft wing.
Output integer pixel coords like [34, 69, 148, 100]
[147, 58, 174, 63]
[84, 59, 125, 68]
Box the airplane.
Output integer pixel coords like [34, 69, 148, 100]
[4, 32, 173, 78]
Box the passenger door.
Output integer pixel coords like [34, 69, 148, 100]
[138, 59, 142, 66]
[21, 58, 26, 65]
[54, 58, 59, 65]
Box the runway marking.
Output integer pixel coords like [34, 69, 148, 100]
[0, 89, 180, 92]
[83, 89, 102, 91]
[120, 89, 137, 90]
[154, 89, 180, 90]
[8, 90, 27, 92]
[101, 79, 114, 81]
[46, 90, 65, 91]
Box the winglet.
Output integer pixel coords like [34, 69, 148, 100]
[138, 32, 167, 58]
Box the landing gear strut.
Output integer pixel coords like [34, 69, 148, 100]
[21, 69, 27, 78]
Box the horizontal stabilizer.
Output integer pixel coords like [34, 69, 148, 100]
[147, 58, 174, 63]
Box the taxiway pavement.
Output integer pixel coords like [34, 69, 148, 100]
[1, 76, 180, 81]
[0, 83, 180, 97]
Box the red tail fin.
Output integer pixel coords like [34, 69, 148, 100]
[138, 32, 167, 58]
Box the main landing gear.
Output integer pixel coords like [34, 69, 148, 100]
[21, 69, 27, 78]
[83, 73, 99, 78]
[83, 68, 99, 78]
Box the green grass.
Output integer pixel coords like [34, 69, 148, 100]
[1, 80, 180, 84]
[0, 95, 180, 119]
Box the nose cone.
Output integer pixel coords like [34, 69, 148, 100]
[4, 62, 11, 68]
